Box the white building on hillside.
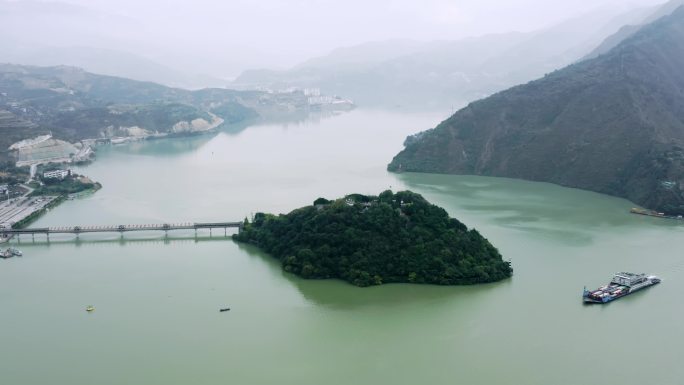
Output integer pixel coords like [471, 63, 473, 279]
[43, 169, 70, 180]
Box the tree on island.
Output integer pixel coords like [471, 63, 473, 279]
[234, 190, 512, 287]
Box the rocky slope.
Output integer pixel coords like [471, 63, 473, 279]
[389, 6, 684, 215]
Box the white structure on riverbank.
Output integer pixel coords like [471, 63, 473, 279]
[13, 137, 79, 167]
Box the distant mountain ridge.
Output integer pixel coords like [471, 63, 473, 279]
[0, 46, 224, 90]
[0, 0, 280, 87]
[389, 6, 684, 215]
[584, 0, 684, 59]
[233, 6, 654, 109]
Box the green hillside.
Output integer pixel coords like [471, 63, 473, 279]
[389, 6, 684, 215]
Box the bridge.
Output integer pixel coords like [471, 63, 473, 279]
[1, 221, 243, 240]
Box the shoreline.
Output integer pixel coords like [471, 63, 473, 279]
[14, 114, 225, 171]
[1, 195, 65, 244]
[10, 195, 65, 229]
[107, 114, 225, 146]
[630, 207, 684, 221]
[2, 116, 226, 242]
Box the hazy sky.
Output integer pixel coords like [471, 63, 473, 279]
[57, 0, 665, 58]
[2, 0, 671, 79]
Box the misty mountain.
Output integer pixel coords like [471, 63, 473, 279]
[0, 0, 205, 88]
[0, 46, 224, 90]
[0, 0, 138, 54]
[584, 0, 684, 59]
[233, 6, 652, 110]
[388, 6, 684, 214]
[0, 0, 280, 88]
[293, 39, 438, 71]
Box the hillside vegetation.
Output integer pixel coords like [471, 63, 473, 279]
[0, 64, 308, 161]
[234, 190, 512, 287]
[389, 6, 684, 215]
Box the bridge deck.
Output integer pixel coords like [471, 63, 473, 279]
[1, 222, 242, 235]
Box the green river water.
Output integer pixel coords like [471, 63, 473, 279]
[1, 109, 683, 385]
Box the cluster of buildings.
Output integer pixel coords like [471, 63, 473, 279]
[303, 88, 321, 96]
[307, 95, 336, 105]
[251, 86, 354, 109]
[303, 88, 354, 108]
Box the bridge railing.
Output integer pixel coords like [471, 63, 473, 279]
[0, 221, 243, 235]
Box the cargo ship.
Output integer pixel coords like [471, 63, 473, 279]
[583, 272, 660, 303]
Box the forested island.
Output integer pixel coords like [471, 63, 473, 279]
[233, 190, 512, 287]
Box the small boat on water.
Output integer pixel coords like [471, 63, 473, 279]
[86, 306, 95, 312]
[583, 272, 660, 304]
[219, 308, 230, 312]
[1, 247, 22, 259]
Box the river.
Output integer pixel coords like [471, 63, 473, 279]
[1, 109, 683, 385]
